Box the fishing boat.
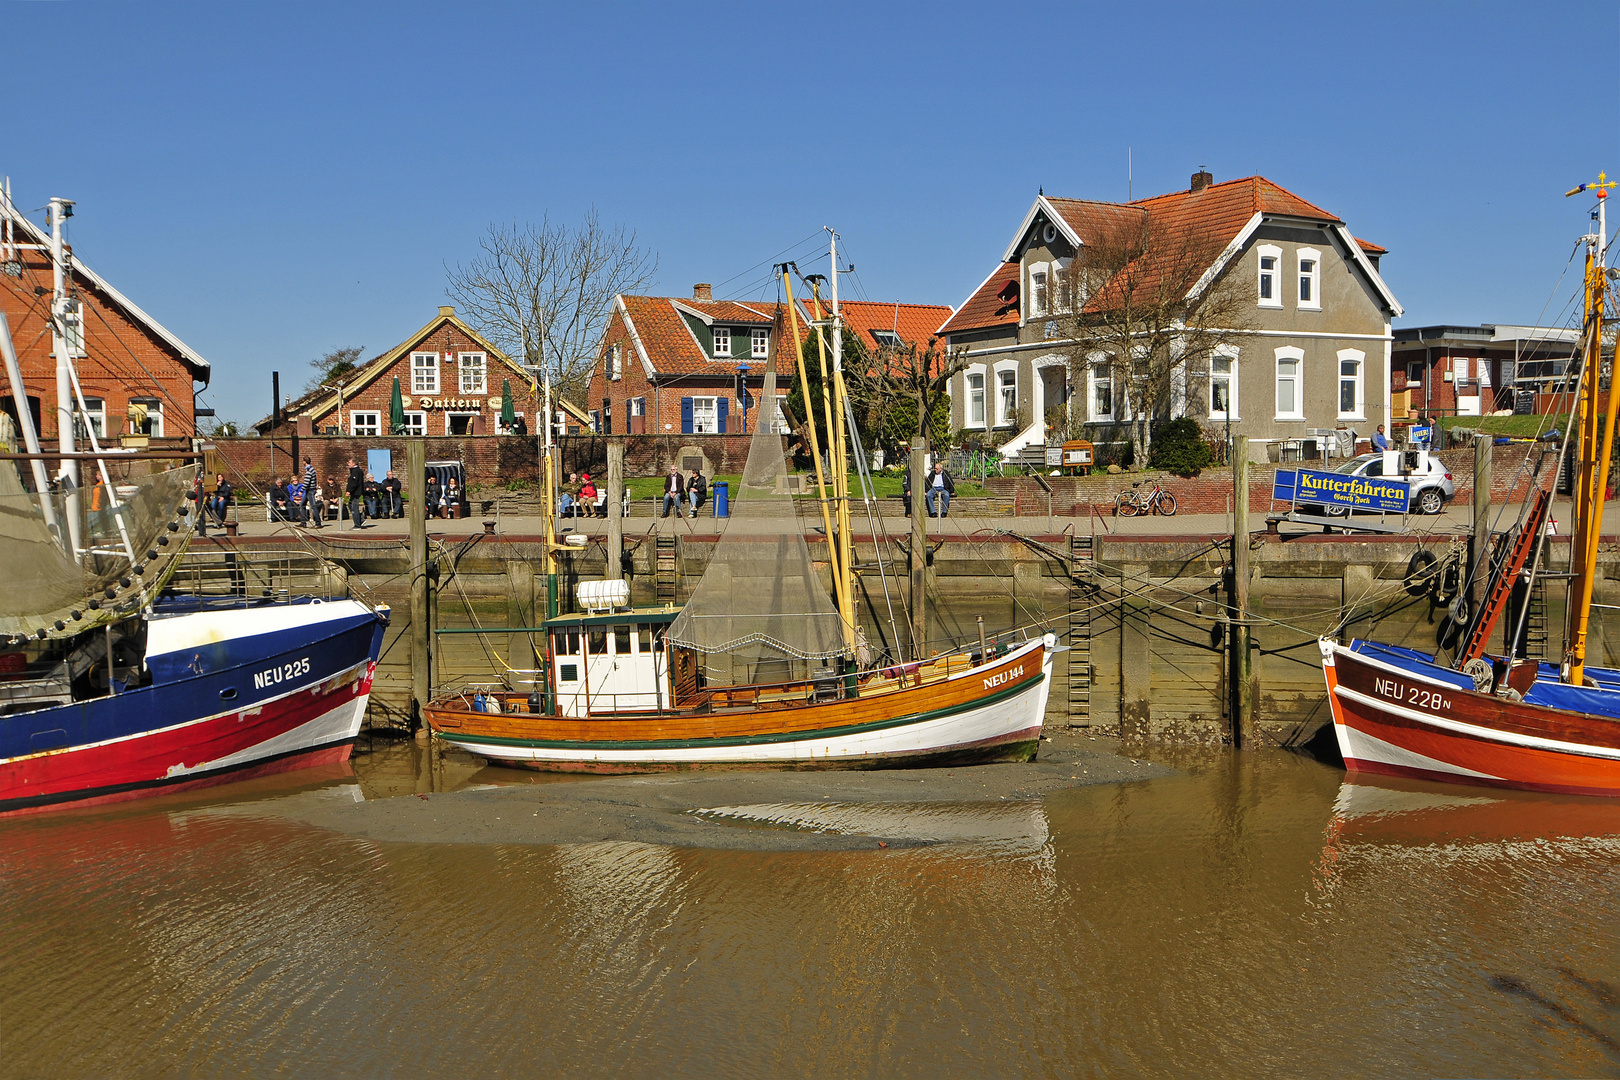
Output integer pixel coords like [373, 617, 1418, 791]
[0, 195, 388, 815]
[1320, 173, 1620, 797]
[428, 250, 1054, 771]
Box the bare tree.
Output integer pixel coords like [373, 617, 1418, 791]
[305, 345, 365, 395]
[1049, 211, 1252, 467]
[445, 210, 657, 400]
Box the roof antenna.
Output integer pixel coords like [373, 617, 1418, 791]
[1038, 186, 1043, 196]
[1128, 147, 1133, 201]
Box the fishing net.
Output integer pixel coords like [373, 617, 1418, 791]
[667, 370, 848, 682]
[0, 461, 196, 643]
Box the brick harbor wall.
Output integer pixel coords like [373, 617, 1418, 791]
[209, 433, 757, 493]
[985, 444, 1560, 516]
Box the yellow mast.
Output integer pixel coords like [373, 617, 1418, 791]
[1562, 172, 1616, 685]
[780, 268, 843, 622]
[807, 279, 857, 656]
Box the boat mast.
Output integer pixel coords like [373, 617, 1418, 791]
[826, 228, 856, 658]
[1561, 172, 1616, 685]
[779, 268, 840, 582]
[48, 198, 84, 563]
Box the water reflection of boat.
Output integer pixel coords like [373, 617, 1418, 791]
[1325, 774, 1620, 848]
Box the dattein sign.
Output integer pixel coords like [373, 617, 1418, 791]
[1273, 468, 1410, 513]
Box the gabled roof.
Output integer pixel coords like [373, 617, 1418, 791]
[254, 308, 523, 431]
[944, 175, 1401, 334]
[796, 299, 954, 352]
[2, 193, 212, 384]
[611, 294, 795, 378]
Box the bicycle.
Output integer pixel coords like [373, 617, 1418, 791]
[1114, 479, 1177, 517]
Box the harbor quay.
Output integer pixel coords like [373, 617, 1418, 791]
[185, 504, 1620, 748]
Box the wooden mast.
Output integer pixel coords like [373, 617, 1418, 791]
[780, 267, 842, 607]
[1562, 172, 1616, 685]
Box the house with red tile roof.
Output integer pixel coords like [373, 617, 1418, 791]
[585, 284, 794, 438]
[938, 171, 1402, 464]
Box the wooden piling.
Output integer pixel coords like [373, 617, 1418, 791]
[607, 440, 624, 580]
[909, 437, 927, 659]
[1230, 437, 1257, 747]
[408, 438, 431, 737]
[1473, 433, 1492, 612]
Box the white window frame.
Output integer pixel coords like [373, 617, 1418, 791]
[1052, 257, 1073, 314]
[129, 397, 163, 437]
[445, 411, 479, 435]
[1274, 347, 1305, 420]
[1028, 263, 1049, 319]
[78, 396, 106, 438]
[712, 327, 731, 358]
[751, 328, 769, 358]
[993, 360, 1019, 427]
[411, 352, 439, 394]
[1406, 359, 1424, 386]
[1257, 244, 1282, 309]
[1088, 357, 1115, 424]
[870, 329, 902, 349]
[60, 299, 86, 359]
[458, 352, 487, 394]
[1209, 346, 1239, 421]
[609, 342, 623, 381]
[1297, 248, 1321, 310]
[1337, 348, 1366, 420]
[691, 396, 719, 434]
[401, 410, 426, 437]
[771, 394, 789, 434]
[1453, 355, 1470, 380]
[350, 410, 381, 437]
[965, 365, 987, 428]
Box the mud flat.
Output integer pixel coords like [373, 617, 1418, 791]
[290, 731, 1172, 851]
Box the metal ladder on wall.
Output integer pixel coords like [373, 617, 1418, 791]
[1458, 487, 1551, 665]
[1524, 577, 1550, 660]
[655, 535, 679, 604]
[1067, 534, 1094, 725]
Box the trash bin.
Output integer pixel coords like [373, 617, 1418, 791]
[713, 481, 730, 518]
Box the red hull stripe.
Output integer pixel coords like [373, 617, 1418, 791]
[0, 664, 373, 813]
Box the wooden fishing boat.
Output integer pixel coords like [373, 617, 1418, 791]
[428, 248, 1054, 772]
[1320, 173, 1620, 797]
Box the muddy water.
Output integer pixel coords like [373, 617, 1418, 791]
[1, 745, 1617, 1078]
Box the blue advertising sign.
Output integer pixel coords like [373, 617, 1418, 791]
[1287, 467, 1410, 513]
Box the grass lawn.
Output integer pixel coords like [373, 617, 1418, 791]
[1433, 413, 1570, 440]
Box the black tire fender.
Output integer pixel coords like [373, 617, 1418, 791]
[1404, 549, 1439, 596]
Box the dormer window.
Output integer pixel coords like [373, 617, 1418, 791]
[751, 327, 769, 358]
[1297, 248, 1321, 310]
[1257, 245, 1282, 308]
[713, 326, 731, 358]
[1030, 270, 1049, 318]
[870, 329, 901, 349]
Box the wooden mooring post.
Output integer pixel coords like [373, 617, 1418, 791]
[607, 440, 624, 580]
[408, 438, 431, 739]
[909, 437, 927, 659]
[1229, 437, 1258, 746]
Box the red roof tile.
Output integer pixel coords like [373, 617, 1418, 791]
[937, 263, 1021, 335]
[613, 294, 795, 378]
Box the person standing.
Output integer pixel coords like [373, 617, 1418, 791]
[309, 478, 326, 528]
[687, 468, 706, 516]
[346, 458, 367, 529]
[1371, 424, 1390, 452]
[924, 460, 955, 522]
[661, 465, 685, 519]
[302, 455, 317, 494]
[901, 463, 913, 518]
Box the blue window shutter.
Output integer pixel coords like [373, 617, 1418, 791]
[681, 397, 693, 434]
[717, 397, 729, 434]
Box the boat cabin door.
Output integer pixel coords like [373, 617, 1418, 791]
[552, 621, 668, 717]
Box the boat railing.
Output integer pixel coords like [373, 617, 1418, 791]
[168, 549, 352, 605]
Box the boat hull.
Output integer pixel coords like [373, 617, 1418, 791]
[1321, 639, 1620, 798]
[433, 636, 1053, 773]
[0, 601, 388, 816]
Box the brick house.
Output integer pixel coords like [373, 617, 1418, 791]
[586, 285, 794, 437]
[1391, 324, 1582, 420]
[936, 172, 1403, 463]
[0, 188, 210, 445]
[254, 306, 541, 438]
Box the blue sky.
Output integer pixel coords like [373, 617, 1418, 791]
[2, 1, 1612, 427]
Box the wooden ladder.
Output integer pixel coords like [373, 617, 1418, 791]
[1067, 534, 1094, 725]
[654, 535, 680, 604]
[1458, 487, 1551, 665]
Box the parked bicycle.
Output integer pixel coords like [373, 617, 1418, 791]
[1114, 479, 1177, 517]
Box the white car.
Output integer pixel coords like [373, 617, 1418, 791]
[1309, 452, 1456, 516]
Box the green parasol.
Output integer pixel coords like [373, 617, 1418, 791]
[389, 377, 406, 434]
[499, 379, 516, 432]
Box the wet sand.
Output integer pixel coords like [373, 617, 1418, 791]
[291, 730, 1172, 851]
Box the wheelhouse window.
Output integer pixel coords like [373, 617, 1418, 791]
[712, 326, 731, 358]
[966, 371, 986, 427]
[411, 352, 439, 394]
[751, 328, 769, 358]
[1274, 348, 1304, 419]
[350, 410, 381, 437]
[458, 352, 487, 394]
[1297, 248, 1321, 310]
[1337, 349, 1366, 419]
[1257, 245, 1282, 308]
[996, 369, 1018, 426]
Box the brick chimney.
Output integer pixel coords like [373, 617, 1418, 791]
[1190, 169, 1213, 194]
[693, 283, 713, 302]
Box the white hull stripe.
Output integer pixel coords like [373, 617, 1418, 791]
[1334, 684, 1620, 762]
[164, 694, 370, 778]
[1336, 724, 1497, 779]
